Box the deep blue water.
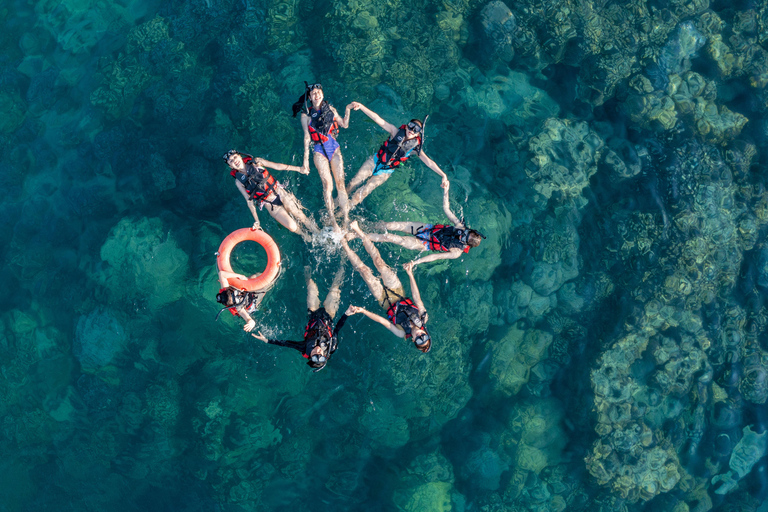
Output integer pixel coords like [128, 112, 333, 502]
[3, 0, 768, 510]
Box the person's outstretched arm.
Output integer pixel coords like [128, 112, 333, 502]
[442, 183, 464, 227]
[332, 104, 352, 129]
[252, 331, 306, 353]
[300, 114, 312, 173]
[235, 181, 262, 230]
[236, 309, 256, 332]
[410, 249, 464, 267]
[332, 308, 352, 337]
[218, 269, 248, 288]
[403, 263, 427, 316]
[346, 305, 404, 338]
[347, 102, 398, 137]
[255, 158, 309, 175]
[328, 306, 354, 355]
[418, 151, 449, 189]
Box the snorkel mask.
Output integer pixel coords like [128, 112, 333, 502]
[413, 328, 431, 353]
[307, 336, 330, 372]
[214, 289, 247, 321]
[460, 217, 487, 241]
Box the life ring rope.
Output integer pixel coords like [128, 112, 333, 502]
[216, 228, 281, 292]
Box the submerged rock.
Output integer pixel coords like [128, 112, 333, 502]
[526, 119, 604, 205]
[489, 323, 553, 397]
[97, 216, 190, 309]
[74, 308, 128, 372]
[480, 1, 517, 62]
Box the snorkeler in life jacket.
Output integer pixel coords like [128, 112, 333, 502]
[252, 265, 352, 371]
[384, 292, 431, 349]
[373, 124, 423, 173]
[341, 221, 432, 353]
[223, 150, 319, 240]
[345, 102, 449, 209]
[293, 82, 352, 228]
[215, 269, 270, 332]
[356, 183, 486, 268]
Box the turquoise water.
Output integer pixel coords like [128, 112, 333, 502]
[3, 0, 768, 510]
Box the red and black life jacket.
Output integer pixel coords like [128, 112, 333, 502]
[306, 102, 338, 144]
[418, 225, 471, 253]
[386, 298, 421, 338]
[302, 309, 335, 358]
[231, 156, 278, 202]
[304, 312, 333, 341]
[375, 125, 422, 170]
[218, 288, 258, 316]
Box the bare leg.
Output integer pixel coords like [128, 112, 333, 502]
[367, 232, 427, 252]
[349, 172, 391, 208]
[306, 266, 321, 312]
[329, 151, 350, 227]
[279, 188, 320, 234]
[313, 152, 340, 229]
[350, 221, 402, 291]
[340, 239, 385, 304]
[379, 222, 430, 235]
[265, 203, 299, 233]
[323, 264, 345, 317]
[347, 156, 375, 195]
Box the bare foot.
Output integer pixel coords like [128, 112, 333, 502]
[349, 220, 362, 233]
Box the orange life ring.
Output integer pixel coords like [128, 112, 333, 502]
[217, 228, 281, 291]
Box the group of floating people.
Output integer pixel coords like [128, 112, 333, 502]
[215, 82, 485, 371]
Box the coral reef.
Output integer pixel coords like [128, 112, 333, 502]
[488, 323, 553, 397]
[74, 308, 129, 372]
[6, 0, 768, 509]
[90, 15, 213, 124]
[97, 217, 190, 309]
[526, 119, 604, 205]
[393, 450, 459, 511]
[235, 71, 296, 156]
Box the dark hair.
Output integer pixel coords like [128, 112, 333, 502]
[467, 230, 484, 247]
[216, 289, 234, 307]
[292, 94, 307, 117]
[409, 119, 423, 128]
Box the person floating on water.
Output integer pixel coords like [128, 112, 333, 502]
[362, 184, 485, 268]
[252, 265, 352, 371]
[341, 221, 431, 353]
[215, 269, 267, 332]
[224, 150, 319, 241]
[345, 102, 449, 209]
[293, 82, 352, 228]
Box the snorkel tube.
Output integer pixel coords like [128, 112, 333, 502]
[214, 290, 248, 321]
[419, 114, 429, 154]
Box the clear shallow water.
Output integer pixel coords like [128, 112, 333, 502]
[3, 0, 768, 510]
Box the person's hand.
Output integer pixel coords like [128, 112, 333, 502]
[298, 165, 310, 175]
[441, 178, 449, 189]
[251, 331, 268, 343]
[346, 305, 361, 315]
[244, 320, 256, 332]
[251, 221, 262, 231]
[403, 262, 414, 273]
[348, 102, 362, 111]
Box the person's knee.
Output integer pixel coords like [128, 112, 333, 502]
[282, 216, 298, 232]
